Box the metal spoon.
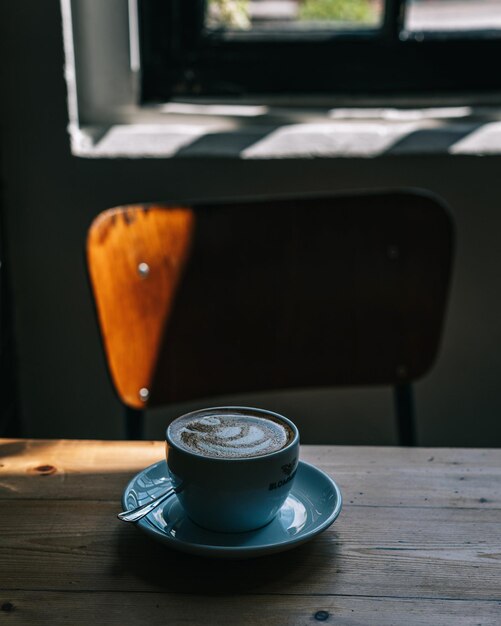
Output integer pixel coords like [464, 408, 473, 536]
[118, 487, 176, 523]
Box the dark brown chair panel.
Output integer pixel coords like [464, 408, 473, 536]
[87, 191, 453, 442]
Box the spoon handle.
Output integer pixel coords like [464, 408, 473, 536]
[118, 487, 175, 523]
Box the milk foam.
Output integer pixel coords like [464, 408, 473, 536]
[170, 412, 292, 459]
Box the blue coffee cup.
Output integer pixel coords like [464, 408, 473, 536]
[166, 406, 300, 533]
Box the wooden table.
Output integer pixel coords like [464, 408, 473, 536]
[1, 439, 500, 625]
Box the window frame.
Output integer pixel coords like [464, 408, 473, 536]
[139, 0, 501, 102]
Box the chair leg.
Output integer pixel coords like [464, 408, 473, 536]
[394, 383, 416, 446]
[124, 407, 144, 440]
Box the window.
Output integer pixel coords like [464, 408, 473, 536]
[139, 0, 501, 101]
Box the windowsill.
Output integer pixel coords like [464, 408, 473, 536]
[61, 0, 501, 160]
[70, 106, 501, 159]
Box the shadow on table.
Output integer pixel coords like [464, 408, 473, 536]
[0, 440, 52, 458]
[114, 522, 340, 594]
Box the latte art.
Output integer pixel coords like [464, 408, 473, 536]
[170, 413, 292, 459]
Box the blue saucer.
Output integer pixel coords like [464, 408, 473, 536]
[121, 459, 342, 558]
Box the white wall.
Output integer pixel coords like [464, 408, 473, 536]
[1, 1, 501, 446]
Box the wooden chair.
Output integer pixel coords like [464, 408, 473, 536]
[87, 191, 454, 445]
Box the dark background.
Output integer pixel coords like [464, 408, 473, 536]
[1, 1, 501, 446]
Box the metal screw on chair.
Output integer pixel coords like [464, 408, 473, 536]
[139, 387, 150, 402]
[137, 262, 150, 277]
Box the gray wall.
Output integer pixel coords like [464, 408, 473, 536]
[1, 2, 501, 446]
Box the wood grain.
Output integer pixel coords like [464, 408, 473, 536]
[1, 592, 500, 626]
[87, 205, 194, 409]
[1, 501, 500, 599]
[0, 439, 164, 499]
[1, 440, 500, 625]
[1, 441, 500, 509]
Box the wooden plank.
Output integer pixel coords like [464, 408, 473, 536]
[1, 501, 500, 600]
[2, 441, 501, 623]
[306, 446, 501, 508]
[0, 439, 164, 500]
[1, 440, 500, 509]
[3, 440, 501, 475]
[0, 591, 500, 626]
[0, 439, 165, 475]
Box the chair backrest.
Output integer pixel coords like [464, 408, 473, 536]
[87, 191, 453, 440]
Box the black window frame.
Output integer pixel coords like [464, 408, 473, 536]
[139, 0, 501, 101]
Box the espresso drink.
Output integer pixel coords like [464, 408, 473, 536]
[170, 411, 293, 459]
